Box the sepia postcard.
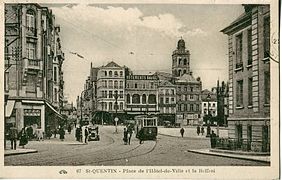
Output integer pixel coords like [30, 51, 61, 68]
[0, 0, 280, 179]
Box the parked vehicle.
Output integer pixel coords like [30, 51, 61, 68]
[88, 125, 100, 141]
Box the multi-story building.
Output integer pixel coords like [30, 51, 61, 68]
[172, 39, 202, 125]
[158, 80, 176, 125]
[125, 74, 159, 117]
[4, 4, 64, 133]
[221, 5, 270, 152]
[96, 61, 126, 121]
[201, 89, 217, 125]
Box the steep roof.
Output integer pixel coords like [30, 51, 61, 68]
[176, 73, 200, 83]
[104, 61, 121, 68]
[159, 80, 175, 87]
[201, 89, 217, 101]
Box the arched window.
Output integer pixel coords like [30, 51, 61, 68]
[132, 94, 140, 104]
[114, 71, 118, 77]
[184, 58, 187, 65]
[109, 71, 112, 77]
[120, 71, 123, 77]
[148, 94, 156, 104]
[178, 58, 182, 65]
[142, 94, 146, 104]
[183, 69, 187, 74]
[178, 70, 182, 76]
[126, 94, 130, 103]
[26, 9, 35, 32]
[114, 80, 118, 88]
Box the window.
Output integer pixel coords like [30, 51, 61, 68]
[190, 104, 194, 111]
[132, 94, 140, 104]
[190, 95, 194, 100]
[119, 81, 123, 88]
[109, 91, 113, 98]
[204, 103, 206, 107]
[109, 80, 113, 88]
[126, 94, 130, 103]
[104, 91, 107, 98]
[196, 104, 199, 111]
[143, 84, 146, 89]
[109, 102, 112, 110]
[177, 95, 181, 101]
[54, 66, 57, 82]
[264, 16, 270, 58]
[165, 89, 169, 95]
[109, 71, 112, 77]
[54, 88, 58, 102]
[27, 42, 36, 59]
[171, 89, 175, 95]
[120, 91, 123, 98]
[236, 80, 243, 107]
[165, 107, 169, 113]
[26, 10, 35, 32]
[235, 33, 243, 68]
[178, 70, 182, 76]
[183, 70, 187, 74]
[105, 81, 107, 88]
[114, 80, 118, 88]
[195, 95, 199, 100]
[247, 29, 252, 65]
[148, 94, 156, 104]
[160, 97, 163, 105]
[120, 71, 123, 77]
[150, 82, 154, 89]
[105, 71, 107, 76]
[184, 58, 187, 65]
[178, 58, 182, 65]
[142, 94, 147, 104]
[248, 77, 253, 106]
[264, 72, 270, 104]
[185, 95, 188, 101]
[184, 87, 187, 92]
[120, 102, 123, 110]
[171, 98, 175, 103]
[114, 71, 118, 77]
[177, 104, 181, 111]
[26, 74, 37, 92]
[190, 87, 193, 92]
[184, 104, 187, 111]
[212, 103, 215, 107]
[181, 104, 184, 111]
[135, 83, 138, 88]
[165, 98, 169, 104]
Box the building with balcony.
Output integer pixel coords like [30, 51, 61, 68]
[158, 80, 176, 125]
[201, 89, 217, 125]
[125, 74, 159, 117]
[221, 4, 270, 152]
[4, 4, 64, 134]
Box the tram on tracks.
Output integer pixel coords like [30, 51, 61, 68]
[135, 115, 158, 141]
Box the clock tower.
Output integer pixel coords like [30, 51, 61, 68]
[172, 38, 190, 77]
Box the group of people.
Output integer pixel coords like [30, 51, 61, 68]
[8, 125, 35, 150]
[123, 126, 133, 145]
[75, 125, 90, 144]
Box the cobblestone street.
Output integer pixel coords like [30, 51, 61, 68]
[5, 126, 269, 166]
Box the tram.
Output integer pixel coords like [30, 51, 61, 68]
[135, 115, 158, 141]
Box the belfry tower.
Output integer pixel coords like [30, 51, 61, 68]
[172, 38, 191, 77]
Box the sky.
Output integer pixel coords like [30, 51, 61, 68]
[43, 3, 244, 104]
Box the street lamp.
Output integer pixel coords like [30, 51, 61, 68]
[206, 93, 211, 137]
[113, 90, 119, 133]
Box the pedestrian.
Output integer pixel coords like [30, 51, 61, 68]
[59, 126, 65, 141]
[123, 128, 128, 145]
[201, 126, 205, 135]
[9, 125, 18, 150]
[75, 126, 80, 141]
[37, 129, 44, 141]
[19, 127, 28, 148]
[26, 126, 33, 140]
[68, 124, 72, 134]
[197, 125, 200, 136]
[53, 128, 57, 138]
[138, 128, 144, 144]
[74, 122, 77, 128]
[84, 127, 89, 144]
[128, 127, 133, 145]
[180, 127, 185, 138]
[210, 130, 217, 148]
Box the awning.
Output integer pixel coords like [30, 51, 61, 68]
[5, 100, 15, 117]
[45, 101, 64, 119]
[22, 100, 44, 104]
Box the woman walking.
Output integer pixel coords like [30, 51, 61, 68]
[19, 127, 28, 148]
[123, 128, 128, 145]
[59, 126, 65, 141]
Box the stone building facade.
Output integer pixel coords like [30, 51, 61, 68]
[4, 4, 64, 133]
[201, 89, 217, 125]
[221, 5, 270, 152]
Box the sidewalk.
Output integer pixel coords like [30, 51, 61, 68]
[5, 148, 38, 156]
[158, 126, 228, 139]
[187, 149, 270, 163]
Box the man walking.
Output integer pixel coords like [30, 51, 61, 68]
[9, 125, 18, 150]
[180, 127, 185, 138]
[84, 127, 89, 144]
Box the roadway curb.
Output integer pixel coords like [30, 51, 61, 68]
[187, 149, 270, 163]
[159, 133, 209, 140]
[4, 149, 38, 156]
